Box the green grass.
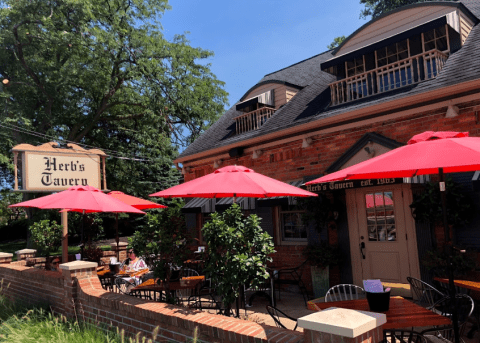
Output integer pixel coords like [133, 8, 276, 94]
[0, 240, 113, 261]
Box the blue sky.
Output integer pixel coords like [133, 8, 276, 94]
[161, 0, 367, 107]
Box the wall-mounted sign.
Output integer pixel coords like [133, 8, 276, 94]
[306, 178, 404, 193]
[12, 142, 107, 192]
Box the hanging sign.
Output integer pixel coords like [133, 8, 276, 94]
[12, 142, 107, 192]
[306, 178, 404, 192]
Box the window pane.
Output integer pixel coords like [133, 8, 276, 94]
[435, 26, 446, 38]
[387, 45, 397, 57]
[377, 48, 387, 59]
[436, 37, 448, 51]
[397, 40, 408, 53]
[378, 58, 387, 67]
[398, 50, 408, 60]
[282, 212, 307, 240]
[424, 29, 435, 42]
[347, 60, 355, 69]
[365, 191, 396, 242]
[388, 55, 398, 64]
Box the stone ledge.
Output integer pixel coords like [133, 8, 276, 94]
[298, 307, 386, 338]
[0, 253, 13, 258]
[59, 261, 97, 270]
[15, 249, 36, 254]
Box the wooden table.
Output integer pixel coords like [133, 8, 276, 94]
[311, 297, 451, 329]
[130, 277, 204, 302]
[434, 277, 480, 294]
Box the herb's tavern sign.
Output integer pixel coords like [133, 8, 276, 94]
[306, 178, 404, 192]
[12, 142, 107, 192]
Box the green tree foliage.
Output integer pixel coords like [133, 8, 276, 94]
[202, 204, 275, 316]
[0, 0, 228, 197]
[327, 36, 346, 50]
[29, 219, 63, 257]
[359, 0, 454, 19]
[128, 199, 190, 298]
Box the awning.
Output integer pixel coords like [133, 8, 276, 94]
[181, 198, 216, 213]
[257, 180, 304, 207]
[215, 197, 256, 211]
[236, 90, 274, 112]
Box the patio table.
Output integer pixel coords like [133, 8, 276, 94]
[311, 296, 451, 329]
[130, 277, 204, 302]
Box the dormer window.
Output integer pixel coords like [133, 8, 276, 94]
[234, 90, 276, 135]
[322, 3, 477, 106]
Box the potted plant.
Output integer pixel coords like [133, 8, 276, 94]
[303, 241, 342, 299]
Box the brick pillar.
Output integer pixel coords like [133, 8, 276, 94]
[110, 242, 128, 261]
[59, 261, 97, 319]
[298, 308, 386, 343]
[15, 249, 36, 261]
[0, 253, 13, 264]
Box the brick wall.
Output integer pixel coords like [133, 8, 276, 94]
[0, 261, 304, 343]
[183, 99, 480, 290]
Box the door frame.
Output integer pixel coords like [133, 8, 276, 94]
[346, 184, 421, 286]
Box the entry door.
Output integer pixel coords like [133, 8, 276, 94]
[353, 186, 411, 283]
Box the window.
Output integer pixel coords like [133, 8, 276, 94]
[376, 40, 409, 67]
[346, 57, 365, 77]
[280, 205, 307, 242]
[423, 26, 448, 52]
[365, 192, 396, 242]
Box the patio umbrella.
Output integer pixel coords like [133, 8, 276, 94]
[108, 191, 167, 259]
[150, 165, 318, 200]
[10, 185, 145, 263]
[306, 131, 479, 343]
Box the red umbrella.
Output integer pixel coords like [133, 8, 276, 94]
[108, 191, 167, 259]
[306, 131, 478, 343]
[10, 185, 145, 263]
[150, 165, 317, 199]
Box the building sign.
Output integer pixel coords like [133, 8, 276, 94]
[25, 152, 100, 190]
[306, 178, 404, 193]
[12, 142, 107, 192]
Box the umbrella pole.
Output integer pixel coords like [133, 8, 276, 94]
[439, 168, 460, 343]
[115, 213, 120, 260]
[61, 210, 68, 264]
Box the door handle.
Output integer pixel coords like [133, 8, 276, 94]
[360, 242, 366, 259]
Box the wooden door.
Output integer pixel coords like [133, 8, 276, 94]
[352, 185, 412, 283]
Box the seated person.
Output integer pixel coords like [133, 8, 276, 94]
[49, 257, 61, 272]
[123, 249, 147, 272]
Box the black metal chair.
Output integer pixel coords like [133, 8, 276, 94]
[384, 330, 428, 343]
[274, 260, 309, 306]
[421, 294, 475, 343]
[325, 284, 365, 302]
[244, 272, 275, 307]
[98, 276, 114, 291]
[113, 278, 136, 295]
[266, 305, 298, 331]
[407, 277, 446, 310]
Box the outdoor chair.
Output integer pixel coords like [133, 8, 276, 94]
[244, 273, 275, 307]
[384, 330, 428, 343]
[113, 278, 136, 295]
[175, 268, 200, 305]
[130, 289, 153, 300]
[274, 260, 309, 306]
[98, 275, 114, 291]
[266, 305, 298, 331]
[407, 277, 446, 310]
[187, 293, 222, 312]
[139, 271, 155, 284]
[420, 294, 475, 343]
[325, 284, 365, 302]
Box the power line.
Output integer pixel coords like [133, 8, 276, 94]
[0, 122, 160, 162]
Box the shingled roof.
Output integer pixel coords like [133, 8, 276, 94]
[178, 1, 480, 161]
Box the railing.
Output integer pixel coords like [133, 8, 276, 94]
[234, 107, 276, 135]
[330, 50, 448, 106]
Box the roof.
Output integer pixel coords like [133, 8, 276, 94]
[177, 1, 480, 162]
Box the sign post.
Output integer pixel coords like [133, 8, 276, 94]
[12, 142, 107, 263]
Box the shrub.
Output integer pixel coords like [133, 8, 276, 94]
[303, 241, 342, 269]
[29, 220, 63, 258]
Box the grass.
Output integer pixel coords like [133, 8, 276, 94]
[0, 240, 113, 261]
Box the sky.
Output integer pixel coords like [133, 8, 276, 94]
[160, 0, 368, 108]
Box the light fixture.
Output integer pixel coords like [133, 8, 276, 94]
[445, 105, 459, 118]
[302, 137, 313, 148]
[213, 159, 223, 168]
[252, 150, 263, 159]
[364, 146, 376, 157]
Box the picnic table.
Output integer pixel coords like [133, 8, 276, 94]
[310, 296, 451, 329]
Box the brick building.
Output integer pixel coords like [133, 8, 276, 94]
[174, 1, 480, 295]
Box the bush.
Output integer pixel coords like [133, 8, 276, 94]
[421, 249, 476, 278]
[202, 204, 275, 316]
[303, 242, 342, 269]
[29, 220, 63, 258]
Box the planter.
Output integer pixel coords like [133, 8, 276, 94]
[311, 265, 329, 299]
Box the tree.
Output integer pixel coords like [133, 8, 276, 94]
[0, 0, 228, 197]
[202, 204, 275, 316]
[327, 36, 346, 50]
[29, 219, 63, 258]
[359, 0, 454, 19]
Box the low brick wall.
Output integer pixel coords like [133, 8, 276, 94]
[0, 260, 303, 343]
